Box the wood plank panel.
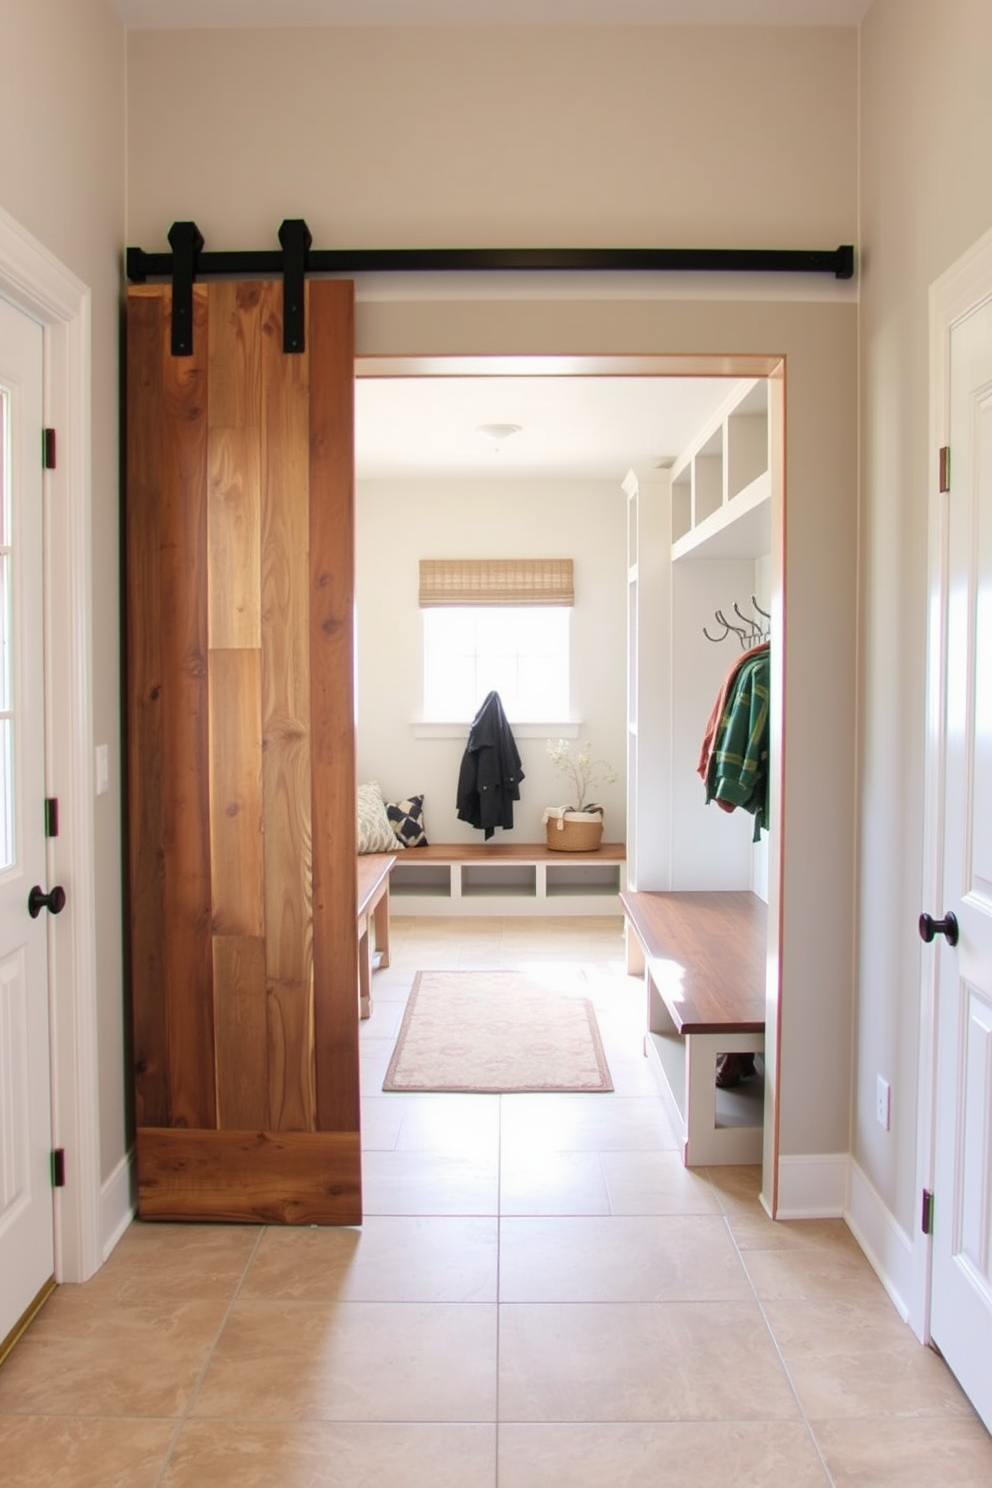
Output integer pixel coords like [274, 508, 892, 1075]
[160, 284, 216, 1130]
[208, 648, 264, 936]
[309, 281, 360, 1135]
[125, 288, 170, 1127]
[259, 280, 315, 1132]
[137, 1127, 361, 1225]
[266, 977, 314, 1133]
[212, 937, 269, 1130]
[127, 276, 362, 1221]
[208, 282, 261, 652]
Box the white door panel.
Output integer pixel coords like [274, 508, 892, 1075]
[930, 295, 992, 1428]
[0, 292, 53, 1347]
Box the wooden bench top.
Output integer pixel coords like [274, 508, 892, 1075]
[390, 841, 626, 865]
[620, 889, 766, 1036]
[356, 853, 396, 915]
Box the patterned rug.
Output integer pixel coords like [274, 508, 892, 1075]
[382, 970, 614, 1094]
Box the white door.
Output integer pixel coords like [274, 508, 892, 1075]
[0, 293, 54, 1346]
[928, 289, 992, 1430]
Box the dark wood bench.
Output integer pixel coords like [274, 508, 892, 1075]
[620, 889, 767, 1166]
[357, 853, 396, 1018]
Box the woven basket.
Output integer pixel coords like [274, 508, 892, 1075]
[544, 810, 604, 852]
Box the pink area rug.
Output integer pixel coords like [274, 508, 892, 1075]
[382, 970, 613, 1094]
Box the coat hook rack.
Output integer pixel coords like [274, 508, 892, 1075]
[703, 595, 770, 650]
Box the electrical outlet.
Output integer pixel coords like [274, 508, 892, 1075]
[876, 1075, 891, 1130]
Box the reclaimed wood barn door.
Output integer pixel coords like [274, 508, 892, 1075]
[125, 279, 360, 1224]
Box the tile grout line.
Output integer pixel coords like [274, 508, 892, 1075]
[150, 1224, 267, 1488]
[495, 1087, 503, 1488]
[723, 1211, 838, 1487]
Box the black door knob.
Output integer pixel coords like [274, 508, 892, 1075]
[919, 911, 959, 947]
[28, 884, 66, 919]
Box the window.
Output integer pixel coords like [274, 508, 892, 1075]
[419, 558, 573, 723]
[423, 605, 569, 722]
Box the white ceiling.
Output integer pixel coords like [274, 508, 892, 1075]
[111, 1, 872, 30]
[356, 374, 739, 481]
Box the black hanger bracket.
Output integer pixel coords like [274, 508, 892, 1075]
[278, 218, 312, 354]
[166, 220, 204, 358]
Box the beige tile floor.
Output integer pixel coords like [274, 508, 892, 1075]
[2, 915, 991, 1486]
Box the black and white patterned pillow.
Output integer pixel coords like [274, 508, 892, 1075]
[386, 794, 429, 848]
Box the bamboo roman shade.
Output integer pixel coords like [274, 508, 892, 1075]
[419, 558, 574, 607]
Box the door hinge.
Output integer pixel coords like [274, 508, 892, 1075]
[921, 1187, 934, 1235]
[42, 427, 56, 470]
[51, 1149, 66, 1189]
[44, 798, 59, 838]
[939, 445, 951, 493]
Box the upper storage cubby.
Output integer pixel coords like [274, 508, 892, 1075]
[670, 379, 770, 561]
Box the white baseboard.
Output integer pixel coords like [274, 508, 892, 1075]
[775, 1152, 850, 1218]
[845, 1157, 916, 1326]
[100, 1148, 136, 1262]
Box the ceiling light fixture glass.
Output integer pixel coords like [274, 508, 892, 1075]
[476, 422, 523, 449]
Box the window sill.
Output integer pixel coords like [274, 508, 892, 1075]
[412, 721, 581, 740]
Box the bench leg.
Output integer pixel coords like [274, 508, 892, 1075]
[625, 920, 645, 977]
[372, 886, 391, 971]
[357, 913, 373, 1019]
[684, 1031, 765, 1167]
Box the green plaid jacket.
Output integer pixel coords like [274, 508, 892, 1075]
[705, 649, 770, 841]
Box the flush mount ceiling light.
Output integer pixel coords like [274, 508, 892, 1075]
[476, 422, 523, 448]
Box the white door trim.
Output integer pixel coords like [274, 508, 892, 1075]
[917, 222, 992, 1340]
[0, 203, 101, 1284]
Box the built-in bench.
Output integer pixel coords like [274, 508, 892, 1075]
[357, 853, 396, 1018]
[620, 889, 767, 1166]
[387, 841, 626, 916]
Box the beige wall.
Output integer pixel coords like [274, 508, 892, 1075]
[857, 0, 992, 1246]
[125, 24, 857, 254]
[0, 0, 127, 1187]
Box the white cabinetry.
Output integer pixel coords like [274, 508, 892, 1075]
[388, 845, 626, 916]
[626, 374, 778, 1169]
[623, 467, 670, 892]
[626, 377, 774, 897]
[670, 379, 771, 560]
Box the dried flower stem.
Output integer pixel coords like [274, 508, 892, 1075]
[546, 738, 618, 812]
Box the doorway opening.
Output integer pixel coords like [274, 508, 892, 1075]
[353, 351, 784, 1203]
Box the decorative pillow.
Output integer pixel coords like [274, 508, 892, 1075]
[386, 793, 429, 848]
[357, 781, 400, 854]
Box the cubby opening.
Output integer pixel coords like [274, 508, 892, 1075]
[726, 382, 769, 500]
[390, 863, 452, 898]
[671, 466, 692, 544]
[462, 865, 537, 897]
[693, 436, 724, 525]
[546, 862, 623, 897]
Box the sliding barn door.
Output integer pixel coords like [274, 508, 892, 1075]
[125, 279, 360, 1224]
